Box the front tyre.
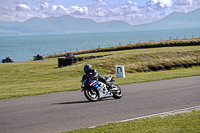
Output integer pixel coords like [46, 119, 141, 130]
[84, 88, 100, 102]
[112, 85, 123, 99]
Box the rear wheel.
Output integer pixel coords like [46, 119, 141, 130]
[112, 85, 123, 99]
[84, 88, 100, 101]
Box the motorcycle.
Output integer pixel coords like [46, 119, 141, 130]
[2, 58, 13, 63]
[81, 75, 122, 101]
[33, 56, 44, 61]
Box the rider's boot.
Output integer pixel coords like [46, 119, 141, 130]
[105, 81, 113, 91]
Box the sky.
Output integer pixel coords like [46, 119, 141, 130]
[0, 0, 199, 25]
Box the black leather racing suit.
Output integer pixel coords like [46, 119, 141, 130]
[86, 69, 112, 88]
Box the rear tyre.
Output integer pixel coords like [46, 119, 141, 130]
[84, 88, 100, 102]
[112, 85, 123, 99]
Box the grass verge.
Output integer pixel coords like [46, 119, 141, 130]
[65, 110, 200, 133]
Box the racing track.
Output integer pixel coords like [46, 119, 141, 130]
[0, 76, 200, 133]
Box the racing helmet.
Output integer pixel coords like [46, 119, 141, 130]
[84, 64, 92, 73]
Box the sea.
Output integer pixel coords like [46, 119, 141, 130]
[0, 28, 200, 62]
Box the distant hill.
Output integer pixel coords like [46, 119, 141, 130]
[0, 16, 131, 36]
[132, 8, 200, 30]
[0, 8, 199, 36]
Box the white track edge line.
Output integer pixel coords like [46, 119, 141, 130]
[117, 106, 200, 123]
[89, 106, 200, 128]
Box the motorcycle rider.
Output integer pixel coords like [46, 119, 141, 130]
[84, 64, 113, 90]
[36, 53, 42, 59]
[65, 52, 74, 58]
[5, 56, 12, 61]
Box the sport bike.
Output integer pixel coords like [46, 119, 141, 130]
[81, 75, 122, 101]
[33, 56, 44, 61]
[2, 58, 13, 63]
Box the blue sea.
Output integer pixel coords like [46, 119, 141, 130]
[0, 28, 200, 62]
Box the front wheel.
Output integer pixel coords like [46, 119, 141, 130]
[112, 85, 123, 99]
[84, 88, 100, 102]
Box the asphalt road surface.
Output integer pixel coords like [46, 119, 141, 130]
[0, 76, 200, 133]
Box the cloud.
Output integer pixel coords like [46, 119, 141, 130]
[40, 3, 49, 11]
[87, 1, 144, 24]
[16, 4, 31, 11]
[127, 1, 138, 6]
[171, 0, 195, 12]
[51, 5, 67, 11]
[146, 0, 173, 9]
[14, 0, 26, 4]
[66, 6, 88, 15]
[88, 0, 108, 6]
[0, 0, 200, 25]
[97, 0, 108, 6]
[173, 0, 192, 5]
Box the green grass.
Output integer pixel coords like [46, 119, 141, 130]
[115, 67, 200, 85]
[0, 60, 82, 99]
[65, 110, 200, 133]
[0, 46, 200, 99]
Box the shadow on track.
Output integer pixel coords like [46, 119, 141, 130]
[52, 98, 115, 105]
[52, 100, 90, 105]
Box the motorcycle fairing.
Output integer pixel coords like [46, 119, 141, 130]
[97, 81, 113, 98]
